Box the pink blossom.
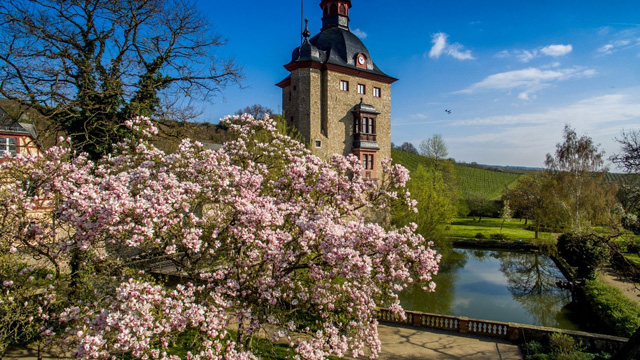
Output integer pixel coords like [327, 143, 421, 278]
[1, 113, 438, 359]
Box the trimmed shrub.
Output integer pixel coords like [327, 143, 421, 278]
[490, 233, 507, 241]
[583, 280, 640, 337]
[475, 232, 486, 239]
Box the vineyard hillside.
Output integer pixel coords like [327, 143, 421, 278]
[454, 165, 521, 199]
[391, 149, 522, 199]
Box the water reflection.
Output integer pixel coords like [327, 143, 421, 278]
[399, 247, 580, 330]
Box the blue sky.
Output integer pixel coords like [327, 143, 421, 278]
[197, 0, 640, 168]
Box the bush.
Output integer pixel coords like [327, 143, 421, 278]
[475, 232, 486, 239]
[523, 334, 598, 360]
[583, 280, 640, 337]
[490, 233, 507, 241]
[557, 234, 610, 280]
[624, 236, 640, 254]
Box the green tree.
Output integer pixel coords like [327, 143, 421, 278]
[419, 134, 449, 161]
[500, 200, 512, 232]
[504, 172, 553, 238]
[398, 142, 419, 155]
[393, 165, 457, 240]
[0, 0, 240, 159]
[465, 192, 496, 222]
[545, 125, 618, 233]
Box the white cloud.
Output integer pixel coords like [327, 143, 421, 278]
[455, 66, 596, 99]
[445, 89, 640, 167]
[429, 33, 448, 58]
[597, 27, 640, 55]
[598, 44, 615, 53]
[540, 44, 573, 57]
[517, 50, 537, 63]
[517, 92, 536, 101]
[428, 33, 475, 60]
[409, 113, 429, 119]
[498, 44, 573, 63]
[495, 50, 510, 58]
[452, 92, 640, 127]
[352, 28, 367, 39]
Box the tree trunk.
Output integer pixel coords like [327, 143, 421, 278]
[612, 325, 640, 360]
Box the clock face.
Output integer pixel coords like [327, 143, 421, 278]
[358, 55, 365, 65]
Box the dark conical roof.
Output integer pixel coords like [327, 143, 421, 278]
[288, 27, 393, 79]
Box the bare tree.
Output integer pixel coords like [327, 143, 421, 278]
[545, 125, 615, 233]
[0, 0, 241, 159]
[235, 104, 274, 119]
[419, 134, 448, 161]
[612, 129, 640, 174]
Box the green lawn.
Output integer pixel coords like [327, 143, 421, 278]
[445, 217, 556, 245]
[612, 233, 640, 267]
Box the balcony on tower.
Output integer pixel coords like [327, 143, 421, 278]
[352, 100, 380, 150]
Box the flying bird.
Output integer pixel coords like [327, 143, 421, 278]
[445, 109, 452, 114]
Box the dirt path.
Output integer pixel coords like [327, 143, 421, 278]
[598, 267, 640, 305]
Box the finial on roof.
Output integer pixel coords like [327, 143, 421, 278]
[302, 18, 311, 41]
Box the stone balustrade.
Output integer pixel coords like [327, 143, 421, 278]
[376, 308, 629, 354]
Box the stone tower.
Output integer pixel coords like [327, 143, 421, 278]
[277, 0, 396, 178]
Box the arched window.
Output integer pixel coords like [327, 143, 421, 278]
[339, 4, 346, 14]
[329, 3, 338, 15]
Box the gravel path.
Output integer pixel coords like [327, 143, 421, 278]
[598, 267, 640, 305]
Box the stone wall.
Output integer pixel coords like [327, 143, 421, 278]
[281, 66, 392, 174]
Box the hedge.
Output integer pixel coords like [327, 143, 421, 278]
[583, 280, 640, 337]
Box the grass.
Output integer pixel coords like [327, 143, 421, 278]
[612, 232, 640, 267]
[445, 217, 556, 245]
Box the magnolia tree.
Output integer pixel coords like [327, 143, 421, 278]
[0, 115, 439, 359]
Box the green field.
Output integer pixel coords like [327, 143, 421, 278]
[391, 149, 522, 199]
[445, 217, 556, 245]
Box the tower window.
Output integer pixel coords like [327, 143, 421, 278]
[340, 80, 349, 91]
[362, 154, 374, 170]
[0, 137, 17, 156]
[364, 117, 376, 134]
[373, 87, 381, 98]
[357, 84, 366, 95]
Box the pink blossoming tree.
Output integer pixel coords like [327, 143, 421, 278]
[0, 114, 439, 359]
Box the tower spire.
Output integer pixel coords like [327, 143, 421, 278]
[319, 0, 352, 31]
[302, 18, 311, 41]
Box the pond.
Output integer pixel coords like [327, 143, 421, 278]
[399, 247, 581, 330]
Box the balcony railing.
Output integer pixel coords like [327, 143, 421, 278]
[354, 133, 377, 142]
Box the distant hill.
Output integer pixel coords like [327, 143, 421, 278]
[391, 149, 522, 199]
